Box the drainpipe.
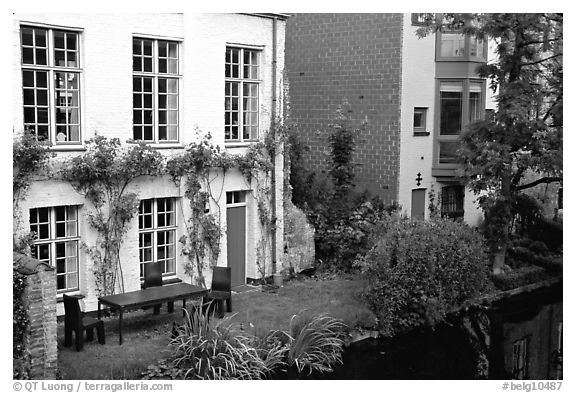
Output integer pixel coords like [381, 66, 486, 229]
[270, 16, 278, 278]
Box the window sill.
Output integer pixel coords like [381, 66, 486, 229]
[149, 143, 186, 150]
[140, 275, 182, 289]
[50, 145, 86, 152]
[56, 292, 84, 303]
[225, 141, 258, 149]
[413, 131, 430, 137]
[436, 56, 487, 63]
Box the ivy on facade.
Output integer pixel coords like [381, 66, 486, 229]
[60, 136, 165, 296]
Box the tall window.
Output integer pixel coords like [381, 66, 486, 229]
[138, 198, 177, 277]
[133, 38, 180, 143]
[437, 80, 484, 164]
[225, 47, 260, 142]
[512, 337, 529, 379]
[21, 26, 81, 144]
[30, 206, 80, 292]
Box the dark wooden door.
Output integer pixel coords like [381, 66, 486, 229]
[226, 205, 246, 286]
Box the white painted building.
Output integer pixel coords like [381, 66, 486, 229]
[398, 13, 497, 225]
[12, 13, 288, 315]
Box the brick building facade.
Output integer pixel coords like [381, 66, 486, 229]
[286, 13, 493, 224]
[286, 13, 402, 202]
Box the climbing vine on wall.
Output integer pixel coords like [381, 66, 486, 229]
[60, 136, 164, 296]
[13, 132, 55, 250]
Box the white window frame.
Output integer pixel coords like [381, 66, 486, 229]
[413, 107, 428, 135]
[30, 205, 80, 293]
[20, 25, 83, 145]
[138, 198, 178, 278]
[132, 37, 181, 144]
[225, 46, 261, 142]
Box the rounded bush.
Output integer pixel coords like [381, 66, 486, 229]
[356, 216, 492, 337]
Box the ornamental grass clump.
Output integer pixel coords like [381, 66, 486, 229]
[356, 216, 492, 337]
[286, 312, 347, 375]
[155, 306, 347, 380]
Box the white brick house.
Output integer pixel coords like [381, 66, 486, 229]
[12, 13, 288, 315]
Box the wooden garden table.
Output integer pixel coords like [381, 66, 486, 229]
[98, 282, 208, 345]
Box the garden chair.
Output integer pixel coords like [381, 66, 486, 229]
[63, 294, 105, 351]
[143, 262, 174, 314]
[204, 266, 232, 318]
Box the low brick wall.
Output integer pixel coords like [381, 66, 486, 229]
[14, 253, 57, 380]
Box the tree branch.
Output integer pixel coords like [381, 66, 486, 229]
[513, 176, 562, 191]
[521, 53, 562, 67]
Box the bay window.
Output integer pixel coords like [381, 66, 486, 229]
[436, 80, 485, 165]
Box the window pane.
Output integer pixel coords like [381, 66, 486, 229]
[54, 31, 65, 49]
[35, 29, 47, 47]
[21, 27, 34, 46]
[22, 47, 34, 64]
[441, 34, 465, 57]
[440, 91, 462, 135]
[36, 48, 47, 65]
[144, 58, 153, 72]
[66, 33, 77, 50]
[159, 59, 167, 73]
[439, 142, 460, 164]
[158, 79, 166, 93]
[37, 89, 48, 106]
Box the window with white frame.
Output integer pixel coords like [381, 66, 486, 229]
[30, 206, 80, 293]
[133, 37, 180, 143]
[413, 107, 428, 134]
[437, 80, 485, 164]
[225, 47, 261, 142]
[138, 198, 177, 278]
[21, 26, 81, 144]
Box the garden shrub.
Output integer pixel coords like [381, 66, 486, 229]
[491, 266, 554, 291]
[287, 102, 402, 271]
[143, 307, 347, 380]
[356, 216, 492, 337]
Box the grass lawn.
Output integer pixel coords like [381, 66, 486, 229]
[57, 275, 376, 380]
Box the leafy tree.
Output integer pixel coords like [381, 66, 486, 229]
[418, 14, 563, 272]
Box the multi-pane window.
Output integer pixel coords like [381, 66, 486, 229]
[138, 198, 177, 277]
[225, 47, 260, 141]
[437, 80, 484, 164]
[440, 33, 466, 57]
[440, 185, 464, 219]
[21, 26, 81, 144]
[438, 33, 486, 61]
[133, 38, 180, 142]
[30, 206, 80, 292]
[512, 337, 529, 379]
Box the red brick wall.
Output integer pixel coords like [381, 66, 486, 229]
[285, 13, 403, 202]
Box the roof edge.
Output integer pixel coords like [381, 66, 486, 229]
[241, 13, 290, 20]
